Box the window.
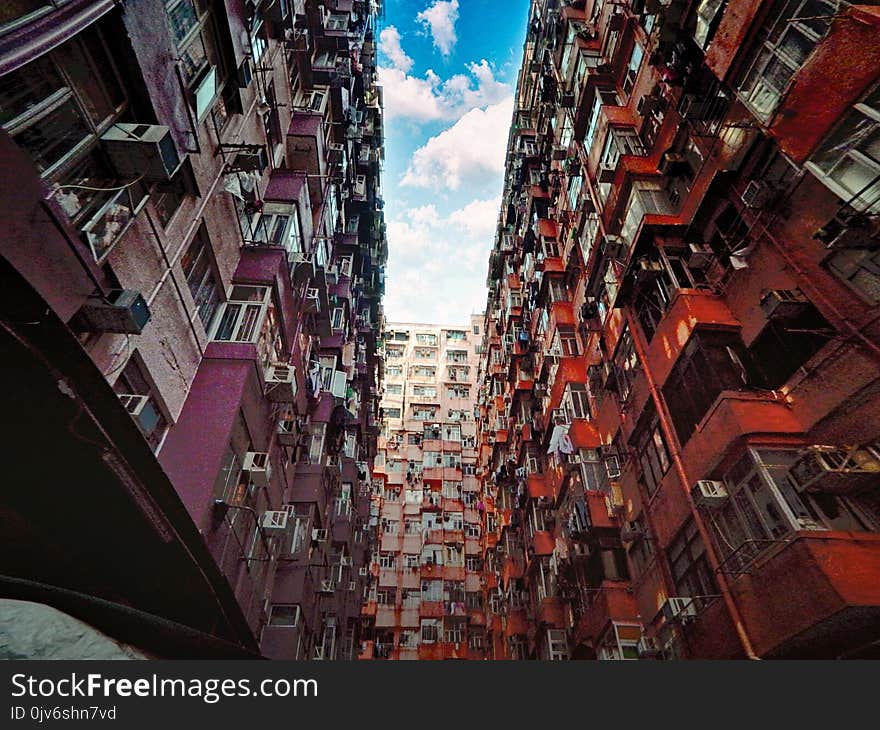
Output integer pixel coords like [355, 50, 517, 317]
[706, 449, 880, 573]
[737, 0, 837, 122]
[181, 227, 220, 327]
[1, 28, 126, 177]
[384, 407, 401, 419]
[620, 180, 675, 246]
[563, 383, 591, 421]
[632, 406, 671, 497]
[472, 325, 480, 335]
[584, 89, 618, 154]
[376, 588, 396, 605]
[386, 383, 402, 395]
[826, 247, 880, 303]
[379, 553, 396, 569]
[807, 84, 880, 213]
[166, 0, 223, 120]
[210, 285, 271, 343]
[667, 518, 717, 600]
[246, 203, 304, 254]
[420, 619, 440, 643]
[113, 354, 168, 451]
[622, 42, 644, 96]
[268, 604, 300, 627]
[611, 328, 640, 402]
[152, 169, 188, 227]
[662, 330, 754, 445]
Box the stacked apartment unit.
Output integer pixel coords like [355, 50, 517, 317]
[362, 318, 486, 659]
[476, 0, 880, 660]
[0, 0, 387, 659]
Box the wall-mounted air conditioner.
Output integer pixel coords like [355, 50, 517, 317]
[101, 123, 181, 181]
[243, 451, 272, 487]
[691, 480, 729, 508]
[265, 363, 297, 402]
[76, 290, 151, 334]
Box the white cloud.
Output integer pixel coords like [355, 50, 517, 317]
[416, 0, 460, 57]
[400, 97, 513, 190]
[382, 197, 500, 323]
[377, 59, 510, 123]
[378, 26, 413, 73]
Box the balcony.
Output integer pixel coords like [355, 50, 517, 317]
[709, 533, 880, 658]
[571, 581, 639, 649]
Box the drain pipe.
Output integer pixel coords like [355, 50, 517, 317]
[624, 310, 761, 660]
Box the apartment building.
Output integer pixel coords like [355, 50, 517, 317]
[476, 0, 880, 660]
[0, 0, 387, 659]
[361, 317, 487, 659]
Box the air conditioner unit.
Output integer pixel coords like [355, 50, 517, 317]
[261, 510, 290, 531]
[303, 287, 321, 313]
[760, 289, 810, 321]
[348, 581, 357, 591]
[340, 556, 353, 567]
[552, 408, 570, 425]
[560, 91, 576, 108]
[230, 148, 269, 174]
[661, 596, 697, 622]
[277, 416, 302, 446]
[597, 164, 616, 183]
[604, 454, 622, 480]
[117, 394, 161, 435]
[658, 151, 688, 176]
[602, 234, 625, 261]
[327, 142, 344, 164]
[679, 93, 713, 120]
[243, 451, 272, 487]
[312, 528, 328, 542]
[620, 522, 643, 543]
[319, 579, 336, 593]
[691, 480, 729, 508]
[327, 454, 341, 469]
[76, 289, 151, 334]
[359, 567, 369, 576]
[787, 445, 880, 495]
[101, 123, 182, 181]
[289, 251, 316, 284]
[265, 363, 297, 402]
[552, 145, 568, 161]
[637, 636, 662, 658]
[741, 180, 775, 209]
[687, 243, 715, 270]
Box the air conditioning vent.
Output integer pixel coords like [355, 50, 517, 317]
[312, 528, 328, 542]
[101, 123, 181, 181]
[76, 289, 152, 335]
[230, 148, 269, 174]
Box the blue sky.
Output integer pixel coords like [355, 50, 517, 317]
[376, 0, 530, 324]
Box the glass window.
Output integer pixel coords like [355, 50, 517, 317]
[181, 227, 221, 327]
[806, 84, 880, 213]
[737, 0, 837, 122]
[667, 518, 717, 599]
[211, 285, 271, 343]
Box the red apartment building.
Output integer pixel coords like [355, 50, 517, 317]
[475, 0, 880, 660]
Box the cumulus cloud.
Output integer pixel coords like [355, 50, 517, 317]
[378, 26, 413, 73]
[377, 59, 510, 123]
[400, 97, 513, 190]
[383, 197, 500, 323]
[416, 0, 460, 56]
